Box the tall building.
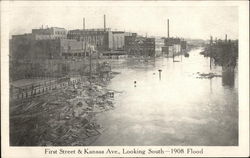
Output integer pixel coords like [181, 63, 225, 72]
[162, 37, 185, 56]
[67, 29, 133, 52]
[125, 33, 155, 57]
[155, 38, 165, 57]
[31, 27, 67, 40]
[67, 28, 112, 51]
[112, 31, 125, 51]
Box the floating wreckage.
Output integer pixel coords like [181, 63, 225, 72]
[184, 53, 190, 57]
[195, 72, 222, 79]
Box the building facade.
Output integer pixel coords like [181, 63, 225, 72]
[155, 38, 165, 57]
[32, 27, 67, 40]
[67, 28, 112, 51]
[162, 37, 186, 57]
[125, 34, 155, 57]
[11, 38, 91, 60]
[112, 31, 125, 51]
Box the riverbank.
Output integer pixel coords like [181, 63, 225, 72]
[10, 75, 118, 146]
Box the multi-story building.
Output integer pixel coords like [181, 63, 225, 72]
[124, 33, 138, 55]
[67, 28, 133, 52]
[32, 27, 67, 39]
[111, 31, 134, 51]
[162, 37, 186, 57]
[112, 31, 125, 51]
[67, 28, 112, 51]
[125, 34, 155, 57]
[9, 37, 94, 81]
[142, 38, 155, 57]
[11, 38, 90, 60]
[155, 38, 165, 57]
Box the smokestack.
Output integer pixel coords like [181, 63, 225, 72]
[104, 14, 106, 31]
[225, 34, 227, 42]
[167, 19, 169, 38]
[83, 18, 85, 30]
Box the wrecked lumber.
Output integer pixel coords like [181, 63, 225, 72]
[10, 76, 118, 146]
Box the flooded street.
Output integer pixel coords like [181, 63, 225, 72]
[94, 48, 238, 146]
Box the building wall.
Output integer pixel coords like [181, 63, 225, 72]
[142, 38, 155, 57]
[11, 38, 61, 60]
[10, 36, 89, 61]
[112, 32, 125, 50]
[164, 37, 181, 46]
[125, 35, 140, 55]
[108, 31, 113, 50]
[155, 38, 165, 57]
[162, 44, 181, 57]
[60, 39, 86, 58]
[67, 29, 111, 51]
[32, 27, 67, 39]
[181, 41, 187, 50]
[125, 34, 155, 57]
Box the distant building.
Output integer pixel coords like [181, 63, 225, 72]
[67, 28, 112, 51]
[180, 40, 187, 50]
[111, 31, 125, 51]
[32, 27, 67, 39]
[162, 37, 186, 57]
[67, 28, 134, 53]
[124, 33, 138, 55]
[142, 38, 155, 57]
[155, 38, 165, 57]
[164, 37, 181, 46]
[10, 37, 88, 60]
[125, 34, 155, 57]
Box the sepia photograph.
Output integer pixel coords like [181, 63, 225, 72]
[1, 0, 249, 157]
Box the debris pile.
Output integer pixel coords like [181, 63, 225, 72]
[195, 72, 222, 79]
[10, 79, 116, 146]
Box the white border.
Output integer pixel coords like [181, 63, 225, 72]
[1, 1, 249, 157]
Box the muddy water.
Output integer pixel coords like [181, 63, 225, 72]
[93, 48, 238, 146]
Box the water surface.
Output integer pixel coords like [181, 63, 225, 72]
[94, 48, 238, 146]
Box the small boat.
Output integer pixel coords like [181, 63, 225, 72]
[184, 53, 189, 57]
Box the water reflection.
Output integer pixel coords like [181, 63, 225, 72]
[94, 48, 238, 146]
[222, 66, 235, 87]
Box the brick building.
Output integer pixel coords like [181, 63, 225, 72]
[67, 28, 112, 51]
[125, 34, 155, 57]
[10, 37, 88, 60]
[32, 27, 67, 39]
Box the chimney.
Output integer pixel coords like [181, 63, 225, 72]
[225, 34, 227, 42]
[104, 14, 106, 31]
[83, 18, 85, 30]
[167, 19, 169, 38]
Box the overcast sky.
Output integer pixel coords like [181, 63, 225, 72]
[9, 2, 238, 40]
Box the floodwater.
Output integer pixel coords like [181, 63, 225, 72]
[93, 48, 238, 146]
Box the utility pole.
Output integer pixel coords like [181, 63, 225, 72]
[158, 69, 162, 80]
